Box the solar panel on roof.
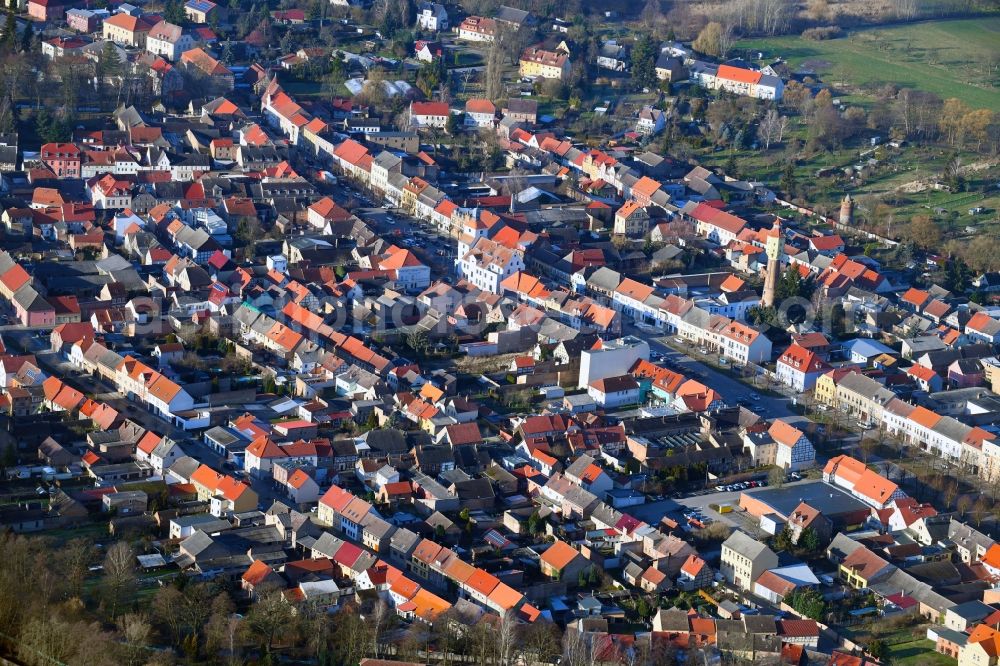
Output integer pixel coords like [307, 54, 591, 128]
[483, 529, 510, 549]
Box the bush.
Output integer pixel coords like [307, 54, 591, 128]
[802, 26, 842, 40]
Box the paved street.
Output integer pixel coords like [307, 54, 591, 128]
[639, 330, 799, 422]
[8, 329, 189, 441]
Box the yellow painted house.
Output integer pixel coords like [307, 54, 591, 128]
[960, 624, 1000, 666]
[519, 46, 571, 80]
[838, 545, 893, 589]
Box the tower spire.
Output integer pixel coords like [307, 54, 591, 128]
[762, 218, 783, 308]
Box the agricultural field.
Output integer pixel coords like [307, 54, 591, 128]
[739, 18, 1000, 110]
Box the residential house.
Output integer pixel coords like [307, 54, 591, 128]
[720, 530, 778, 591]
[457, 16, 496, 43]
[539, 539, 589, 582]
[519, 46, 570, 80]
[146, 21, 193, 61]
[415, 2, 448, 31]
[588, 375, 639, 409]
[103, 13, 154, 47]
[775, 343, 830, 392]
[464, 99, 496, 128]
[409, 101, 449, 129]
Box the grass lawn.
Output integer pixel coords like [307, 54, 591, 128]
[889, 639, 955, 666]
[41, 521, 109, 545]
[281, 80, 326, 98]
[738, 18, 1000, 110]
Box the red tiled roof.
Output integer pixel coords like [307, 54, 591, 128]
[716, 64, 761, 84]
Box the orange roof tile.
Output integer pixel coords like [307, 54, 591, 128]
[487, 582, 523, 610]
[717, 64, 762, 84]
[242, 559, 275, 586]
[908, 406, 941, 429]
[540, 540, 580, 571]
[968, 625, 1000, 657]
[464, 569, 500, 596]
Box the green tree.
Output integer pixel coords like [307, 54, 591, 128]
[830, 302, 850, 338]
[724, 152, 737, 178]
[446, 111, 462, 135]
[799, 526, 821, 553]
[100, 39, 122, 79]
[163, 0, 185, 24]
[2, 9, 15, 51]
[527, 510, 545, 534]
[945, 258, 971, 293]
[405, 328, 428, 355]
[18, 17, 30, 53]
[630, 34, 656, 90]
[780, 162, 796, 196]
[776, 265, 811, 300]
[748, 305, 779, 327]
[34, 108, 71, 143]
[786, 588, 826, 621]
[868, 638, 888, 662]
[635, 596, 651, 618]
[773, 526, 793, 552]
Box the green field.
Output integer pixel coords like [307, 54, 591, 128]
[889, 640, 956, 666]
[739, 18, 1000, 109]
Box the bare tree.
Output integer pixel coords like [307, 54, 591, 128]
[17, 617, 77, 666]
[102, 541, 136, 619]
[330, 603, 370, 665]
[943, 479, 960, 510]
[369, 599, 390, 659]
[57, 537, 96, 600]
[521, 619, 562, 664]
[808, 0, 830, 21]
[429, 608, 462, 666]
[974, 495, 992, 527]
[859, 436, 878, 463]
[467, 619, 497, 665]
[359, 66, 389, 108]
[484, 37, 506, 101]
[757, 108, 785, 149]
[497, 610, 518, 666]
[768, 466, 786, 488]
[892, 0, 917, 19]
[723, 0, 792, 36]
[956, 494, 974, 519]
[693, 22, 724, 57]
[118, 613, 152, 666]
[718, 23, 737, 59]
[153, 586, 185, 646]
[245, 588, 294, 656]
[563, 626, 597, 666]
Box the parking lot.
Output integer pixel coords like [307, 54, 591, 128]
[673, 478, 816, 528]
